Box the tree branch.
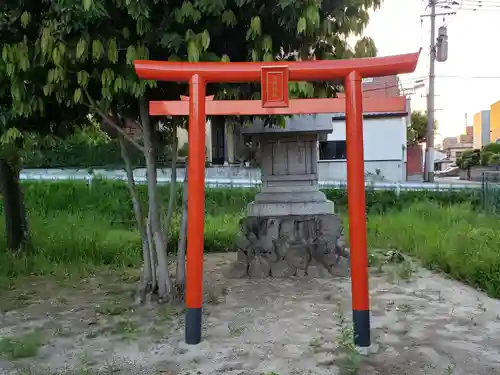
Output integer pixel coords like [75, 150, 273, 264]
[82, 87, 144, 153]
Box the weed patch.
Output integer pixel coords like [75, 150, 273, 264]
[0, 331, 43, 359]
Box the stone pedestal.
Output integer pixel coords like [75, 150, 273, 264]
[226, 115, 349, 278]
[247, 133, 335, 216]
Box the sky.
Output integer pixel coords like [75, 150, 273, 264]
[363, 0, 500, 141]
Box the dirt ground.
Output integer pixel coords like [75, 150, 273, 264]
[0, 252, 500, 375]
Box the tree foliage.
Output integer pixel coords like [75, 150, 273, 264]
[457, 143, 500, 170]
[407, 110, 435, 145]
[456, 149, 480, 170]
[0, 0, 383, 291]
[1, 3, 89, 144]
[2, 0, 383, 132]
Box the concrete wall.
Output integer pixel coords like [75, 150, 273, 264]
[320, 116, 406, 181]
[318, 160, 405, 182]
[459, 166, 500, 182]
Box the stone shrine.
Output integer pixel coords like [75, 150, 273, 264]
[227, 115, 349, 278]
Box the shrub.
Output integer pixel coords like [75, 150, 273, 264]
[22, 138, 172, 169]
[483, 142, 500, 154]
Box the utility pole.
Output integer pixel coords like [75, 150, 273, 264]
[424, 0, 436, 182]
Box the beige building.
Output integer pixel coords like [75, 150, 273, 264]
[437, 127, 473, 167]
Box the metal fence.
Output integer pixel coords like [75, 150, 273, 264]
[18, 168, 484, 192]
[481, 172, 500, 215]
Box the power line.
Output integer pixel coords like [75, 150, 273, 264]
[359, 74, 500, 94]
[434, 0, 500, 14]
[438, 0, 500, 6]
[438, 0, 500, 11]
[438, 74, 500, 79]
[460, 0, 500, 5]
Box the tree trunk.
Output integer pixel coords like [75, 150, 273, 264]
[119, 135, 154, 297]
[176, 166, 188, 287]
[139, 97, 173, 301]
[0, 159, 29, 251]
[146, 214, 158, 292]
[163, 132, 178, 248]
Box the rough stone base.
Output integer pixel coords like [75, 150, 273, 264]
[226, 214, 349, 278]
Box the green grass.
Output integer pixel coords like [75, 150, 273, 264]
[16, 179, 481, 221]
[0, 211, 240, 288]
[367, 202, 500, 297]
[0, 331, 42, 359]
[0, 181, 499, 299]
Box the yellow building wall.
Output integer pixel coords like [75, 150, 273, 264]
[490, 101, 500, 143]
[473, 112, 482, 149]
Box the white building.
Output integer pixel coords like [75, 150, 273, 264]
[318, 112, 408, 182]
[177, 111, 410, 183]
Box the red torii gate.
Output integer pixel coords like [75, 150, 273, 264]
[134, 52, 419, 348]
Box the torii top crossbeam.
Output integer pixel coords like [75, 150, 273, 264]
[134, 52, 419, 83]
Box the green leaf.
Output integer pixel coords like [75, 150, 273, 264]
[43, 84, 52, 96]
[262, 35, 272, 52]
[114, 76, 124, 92]
[221, 10, 237, 26]
[160, 33, 183, 51]
[221, 54, 230, 63]
[122, 27, 130, 39]
[126, 45, 136, 65]
[185, 29, 195, 41]
[135, 44, 149, 60]
[0, 128, 23, 146]
[201, 52, 220, 62]
[175, 1, 202, 23]
[2, 46, 8, 62]
[47, 69, 55, 83]
[107, 38, 118, 63]
[92, 40, 104, 61]
[297, 17, 307, 34]
[101, 68, 115, 86]
[305, 5, 320, 29]
[277, 116, 286, 128]
[20, 12, 31, 28]
[73, 88, 82, 103]
[76, 39, 87, 60]
[52, 48, 61, 65]
[247, 16, 262, 40]
[40, 28, 52, 56]
[251, 16, 261, 35]
[187, 40, 199, 62]
[201, 30, 210, 50]
[251, 49, 258, 61]
[83, 0, 93, 11]
[77, 70, 90, 87]
[263, 52, 273, 62]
